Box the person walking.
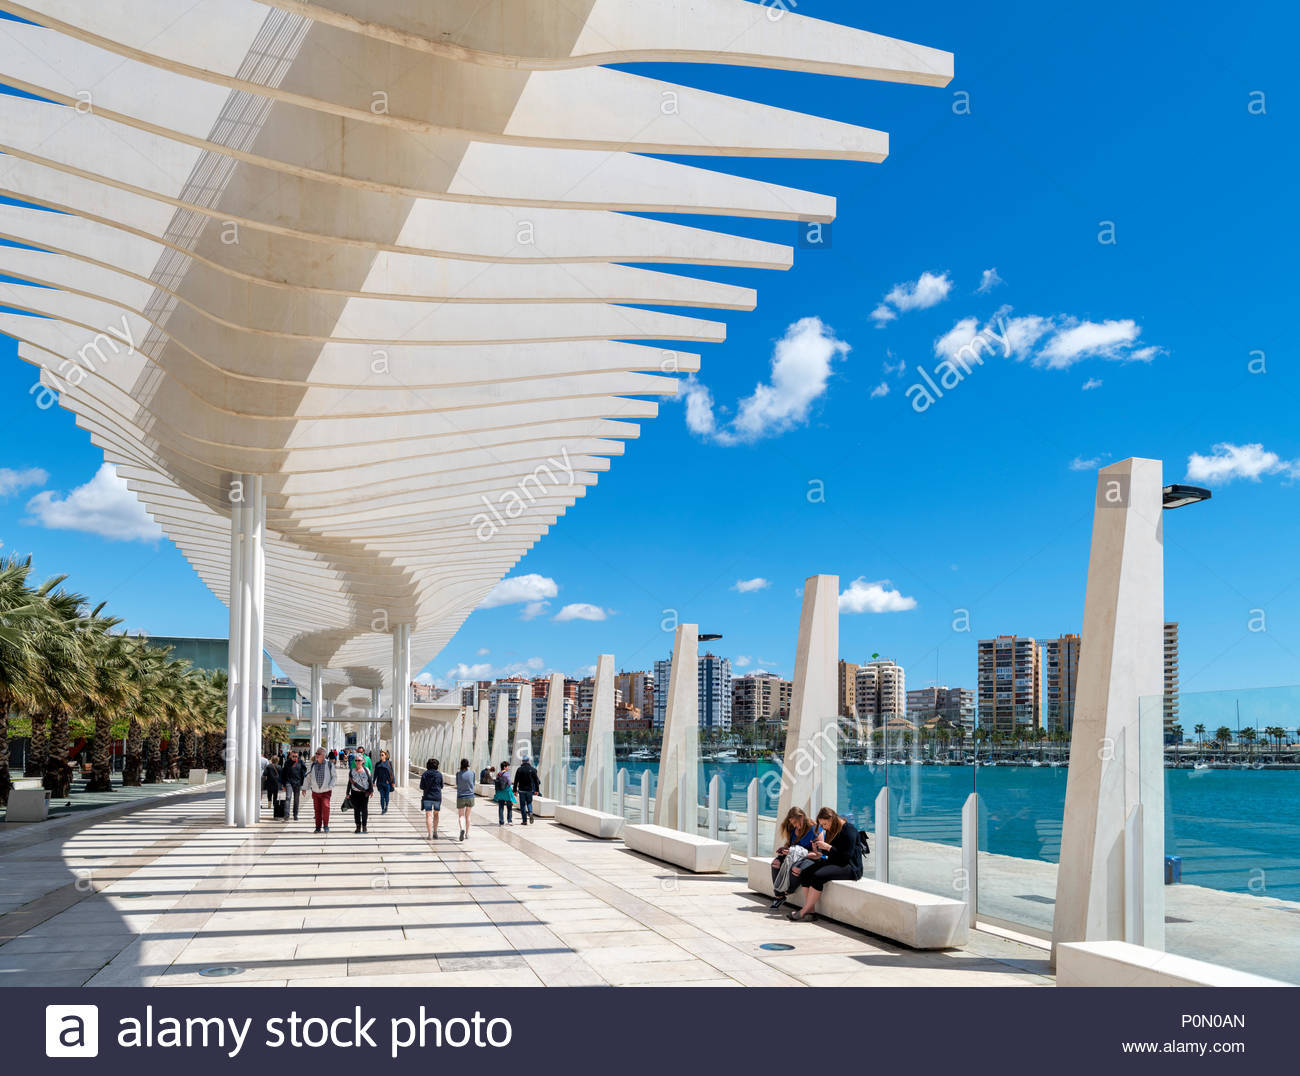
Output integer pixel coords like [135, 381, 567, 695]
[281, 751, 305, 822]
[455, 758, 476, 841]
[513, 756, 539, 825]
[304, 747, 336, 833]
[373, 750, 395, 814]
[419, 758, 443, 839]
[262, 754, 283, 819]
[361, 748, 373, 774]
[346, 756, 373, 833]
[493, 760, 516, 825]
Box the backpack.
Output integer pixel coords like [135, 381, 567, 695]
[494, 771, 510, 791]
[857, 830, 871, 857]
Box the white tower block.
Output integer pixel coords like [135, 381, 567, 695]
[778, 575, 839, 821]
[654, 624, 699, 832]
[1053, 459, 1166, 957]
[473, 692, 491, 773]
[581, 655, 616, 813]
[539, 672, 566, 795]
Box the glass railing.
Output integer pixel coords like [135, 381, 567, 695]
[884, 727, 970, 905]
[1144, 684, 1300, 984]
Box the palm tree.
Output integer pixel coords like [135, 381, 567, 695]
[1240, 726, 1257, 760]
[1215, 726, 1233, 761]
[84, 626, 134, 793]
[1194, 723, 1206, 756]
[0, 555, 48, 805]
[33, 583, 92, 799]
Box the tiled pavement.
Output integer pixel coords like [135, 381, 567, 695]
[0, 778, 1053, 987]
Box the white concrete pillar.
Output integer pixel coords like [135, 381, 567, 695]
[1053, 458, 1166, 958]
[514, 683, 534, 763]
[473, 691, 490, 774]
[539, 672, 566, 796]
[309, 664, 324, 754]
[777, 575, 839, 821]
[490, 690, 509, 769]
[225, 473, 265, 828]
[655, 625, 698, 832]
[581, 654, 616, 813]
[390, 625, 411, 786]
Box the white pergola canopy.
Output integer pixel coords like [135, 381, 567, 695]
[0, 1, 950, 719]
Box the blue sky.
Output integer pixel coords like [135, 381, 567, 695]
[0, 1, 1296, 703]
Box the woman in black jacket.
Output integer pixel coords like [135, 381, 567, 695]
[787, 807, 863, 922]
[262, 759, 283, 819]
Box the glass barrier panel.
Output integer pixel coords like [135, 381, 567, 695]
[1152, 685, 1300, 984]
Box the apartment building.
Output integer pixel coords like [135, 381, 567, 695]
[1044, 633, 1081, 734]
[838, 660, 859, 718]
[731, 672, 793, 729]
[1164, 621, 1180, 736]
[905, 685, 975, 729]
[853, 659, 906, 726]
[652, 652, 732, 729]
[977, 635, 1041, 732]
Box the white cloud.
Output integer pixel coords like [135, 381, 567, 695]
[553, 603, 608, 623]
[475, 647, 490, 657]
[443, 661, 493, 682]
[1082, 377, 1103, 391]
[415, 671, 436, 685]
[1037, 319, 1140, 368]
[934, 317, 980, 361]
[733, 655, 752, 668]
[872, 271, 952, 325]
[870, 381, 890, 399]
[481, 573, 558, 609]
[25, 463, 161, 542]
[936, 309, 1158, 370]
[1070, 455, 1104, 471]
[1186, 443, 1300, 484]
[0, 466, 47, 497]
[733, 577, 770, 593]
[976, 268, 1004, 294]
[682, 317, 849, 445]
[520, 601, 550, 621]
[439, 656, 546, 688]
[882, 354, 907, 378]
[838, 577, 917, 614]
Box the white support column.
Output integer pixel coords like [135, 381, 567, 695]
[310, 664, 323, 754]
[707, 773, 720, 840]
[490, 691, 509, 769]
[539, 672, 565, 796]
[615, 768, 626, 818]
[390, 624, 411, 787]
[581, 654, 616, 813]
[1053, 458, 1166, 960]
[473, 691, 490, 774]
[961, 792, 980, 926]
[655, 625, 698, 832]
[641, 770, 652, 826]
[778, 575, 839, 821]
[225, 486, 243, 828]
[225, 473, 265, 828]
[874, 786, 890, 882]
[746, 778, 759, 857]
[514, 683, 534, 763]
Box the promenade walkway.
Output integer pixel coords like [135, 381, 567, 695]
[0, 777, 1052, 988]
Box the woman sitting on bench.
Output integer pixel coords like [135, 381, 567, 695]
[787, 807, 864, 922]
[769, 807, 822, 909]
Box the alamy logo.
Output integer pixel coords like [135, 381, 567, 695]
[46, 1005, 99, 1058]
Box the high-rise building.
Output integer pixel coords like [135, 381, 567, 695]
[1164, 621, 1180, 737]
[1044, 633, 1081, 734]
[853, 658, 906, 727]
[731, 672, 793, 729]
[906, 686, 975, 729]
[653, 658, 672, 727]
[698, 652, 732, 731]
[653, 653, 732, 729]
[615, 670, 654, 727]
[837, 660, 859, 718]
[977, 635, 1041, 732]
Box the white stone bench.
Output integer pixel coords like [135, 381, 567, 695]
[529, 795, 557, 818]
[476, 783, 495, 797]
[554, 804, 625, 839]
[746, 856, 968, 950]
[5, 787, 50, 822]
[187, 768, 208, 785]
[1056, 941, 1290, 987]
[625, 823, 731, 873]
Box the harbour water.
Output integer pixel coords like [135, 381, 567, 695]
[608, 760, 1300, 903]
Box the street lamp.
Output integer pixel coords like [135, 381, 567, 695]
[1162, 484, 1211, 510]
[698, 633, 722, 642]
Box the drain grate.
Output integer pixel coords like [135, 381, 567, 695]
[760, 943, 795, 951]
[528, 884, 551, 890]
[199, 966, 243, 978]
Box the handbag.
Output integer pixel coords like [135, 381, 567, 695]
[276, 790, 286, 802]
[341, 793, 354, 811]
